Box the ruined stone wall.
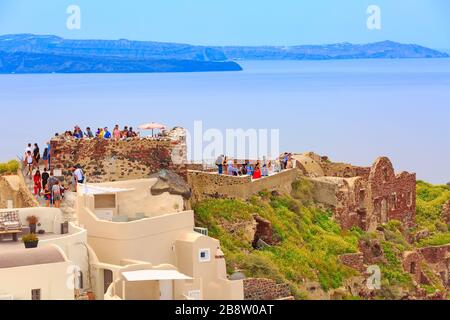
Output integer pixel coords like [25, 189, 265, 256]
[321, 163, 371, 179]
[243, 278, 293, 300]
[295, 152, 370, 178]
[188, 169, 300, 202]
[402, 245, 450, 292]
[367, 157, 416, 230]
[306, 157, 416, 231]
[50, 137, 187, 183]
[419, 245, 450, 265]
[339, 253, 365, 273]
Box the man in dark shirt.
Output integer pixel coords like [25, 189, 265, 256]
[41, 168, 50, 189]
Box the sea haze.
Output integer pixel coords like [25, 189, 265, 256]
[0, 59, 449, 184]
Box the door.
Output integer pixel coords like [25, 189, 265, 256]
[104, 270, 114, 294]
[159, 280, 173, 300]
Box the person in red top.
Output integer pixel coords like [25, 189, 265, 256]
[33, 170, 42, 196]
[253, 164, 262, 180]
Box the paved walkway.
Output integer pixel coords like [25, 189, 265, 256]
[21, 164, 77, 222]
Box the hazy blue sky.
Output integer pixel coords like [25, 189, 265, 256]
[0, 0, 449, 48]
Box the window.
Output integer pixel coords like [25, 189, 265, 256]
[408, 192, 413, 206]
[31, 289, 41, 301]
[188, 290, 201, 301]
[383, 168, 388, 183]
[410, 262, 416, 274]
[79, 271, 84, 290]
[199, 249, 211, 263]
[391, 194, 397, 210]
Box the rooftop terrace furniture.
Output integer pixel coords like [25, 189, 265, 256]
[112, 215, 129, 223]
[0, 210, 22, 242]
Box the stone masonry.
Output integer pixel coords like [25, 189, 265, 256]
[295, 153, 416, 231]
[50, 136, 188, 184]
[243, 278, 293, 300]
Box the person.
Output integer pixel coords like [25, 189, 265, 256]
[46, 141, 51, 170]
[52, 180, 62, 208]
[60, 184, 67, 200]
[47, 171, 58, 207]
[41, 167, 50, 190]
[283, 153, 289, 170]
[96, 128, 102, 138]
[113, 125, 121, 141]
[227, 158, 234, 176]
[85, 127, 94, 138]
[253, 164, 262, 179]
[73, 126, 83, 139]
[262, 157, 269, 177]
[103, 127, 112, 139]
[73, 165, 85, 191]
[43, 185, 51, 207]
[240, 163, 248, 176]
[286, 153, 294, 169]
[128, 127, 137, 138]
[33, 143, 40, 165]
[33, 170, 42, 196]
[122, 126, 129, 140]
[215, 155, 224, 174]
[42, 147, 49, 169]
[245, 162, 254, 176]
[25, 151, 34, 176]
[25, 143, 32, 156]
[222, 157, 228, 175]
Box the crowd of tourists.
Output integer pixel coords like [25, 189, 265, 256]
[23, 142, 85, 208]
[60, 125, 139, 141]
[214, 153, 294, 180]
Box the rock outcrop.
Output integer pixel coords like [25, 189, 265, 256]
[150, 170, 192, 199]
[0, 174, 38, 209]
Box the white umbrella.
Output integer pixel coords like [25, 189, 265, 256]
[138, 122, 167, 136]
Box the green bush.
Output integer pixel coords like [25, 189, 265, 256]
[0, 160, 19, 175]
[194, 193, 361, 296]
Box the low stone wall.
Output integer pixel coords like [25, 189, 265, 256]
[188, 169, 300, 202]
[419, 244, 450, 264]
[50, 137, 187, 183]
[339, 253, 365, 273]
[244, 278, 292, 300]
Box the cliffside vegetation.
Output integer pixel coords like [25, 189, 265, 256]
[194, 181, 361, 299]
[193, 179, 450, 300]
[0, 160, 19, 175]
[415, 181, 450, 247]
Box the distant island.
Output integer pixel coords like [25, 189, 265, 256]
[0, 34, 448, 74]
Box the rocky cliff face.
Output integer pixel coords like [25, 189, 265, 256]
[219, 40, 449, 60]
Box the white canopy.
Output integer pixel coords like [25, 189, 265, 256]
[122, 270, 192, 282]
[82, 184, 135, 195]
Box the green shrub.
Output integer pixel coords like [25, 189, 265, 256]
[194, 192, 362, 296]
[291, 178, 314, 203]
[418, 233, 450, 247]
[0, 160, 19, 175]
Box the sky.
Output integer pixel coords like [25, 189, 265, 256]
[0, 0, 449, 49]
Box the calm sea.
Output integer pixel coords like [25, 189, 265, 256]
[0, 59, 449, 183]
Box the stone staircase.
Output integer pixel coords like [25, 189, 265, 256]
[21, 164, 77, 222]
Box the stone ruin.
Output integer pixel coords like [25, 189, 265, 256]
[294, 152, 416, 232]
[49, 127, 188, 184]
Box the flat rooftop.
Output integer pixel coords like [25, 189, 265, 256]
[0, 232, 75, 254]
